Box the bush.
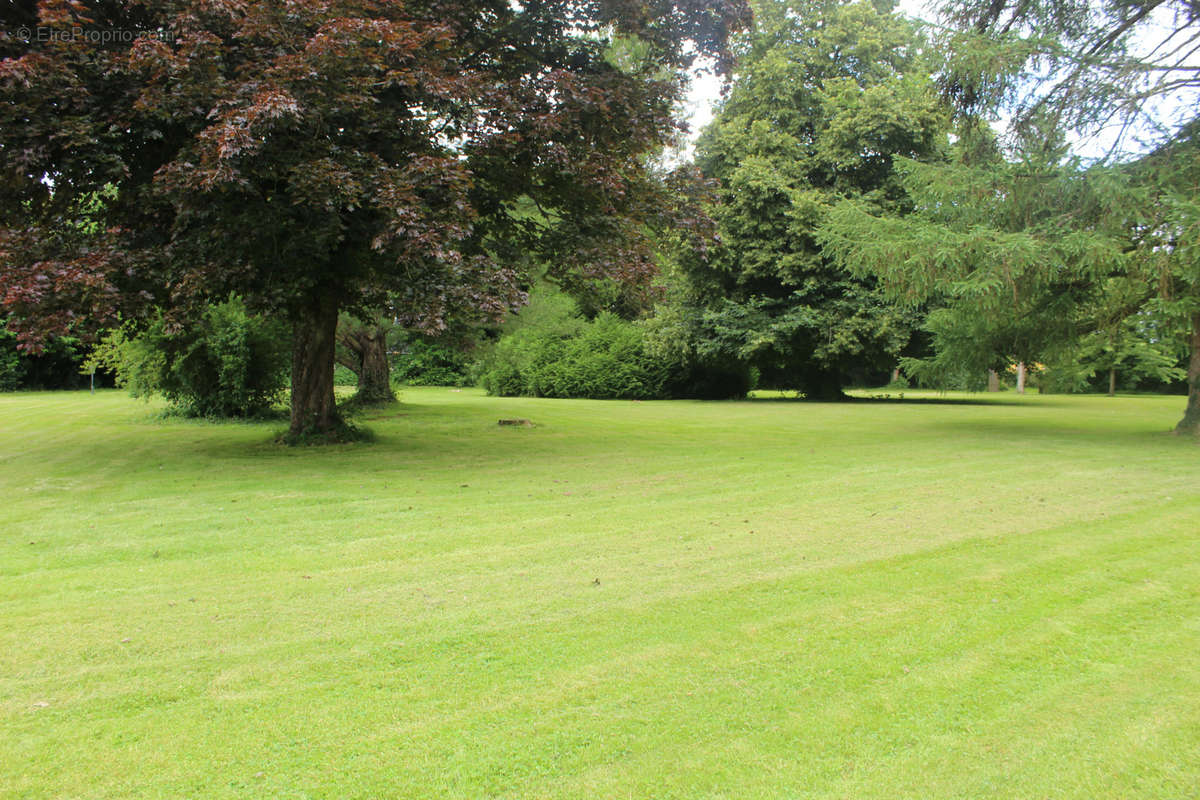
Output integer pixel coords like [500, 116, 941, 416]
[392, 336, 474, 387]
[89, 297, 290, 417]
[641, 302, 755, 399]
[478, 285, 756, 401]
[480, 312, 670, 399]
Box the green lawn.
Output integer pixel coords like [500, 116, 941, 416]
[2, 388, 1198, 798]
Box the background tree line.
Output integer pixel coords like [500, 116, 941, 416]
[2, 0, 1197, 433]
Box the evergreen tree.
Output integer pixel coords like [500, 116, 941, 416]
[820, 129, 1134, 389]
[935, 0, 1200, 154]
[824, 0, 1200, 430]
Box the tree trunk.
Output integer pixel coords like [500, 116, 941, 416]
[1016, 362, 1027, 394]
[987, 369, 1000, 392]
[336, 316, 395, 404]
[1108, 367, 1117, 397]
[355, 327, 394, 403]
[801, 366, 847, 401]
[1174, 313, 1200, 435]
[289, 294, 341, 436]
[891, 367, 900, 383]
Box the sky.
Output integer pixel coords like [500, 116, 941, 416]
[675, 0, 1200, 163]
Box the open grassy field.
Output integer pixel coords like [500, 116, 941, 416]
[1, 388, 1198, 798]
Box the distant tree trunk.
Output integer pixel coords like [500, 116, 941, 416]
[336, 316, 395, 404]
[1175, 313, 1200, 435]
[987, 369, 1000, 392]
[1108, 367, 1117, 397]
[891, 367, 901, 383]
[357, 331, 392, 401]
[290, 294, 341, 436]
[1016, 362, 1027, 394]
[801, 366, 847, 401]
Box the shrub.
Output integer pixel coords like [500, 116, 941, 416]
[642, 303, 755, 399]
[391, 336, 474, 387]
[88, 297, 290, 417]
[479, 285, 756, 401]
[480, 313, 669, 399]
[476, 286, 582, 396]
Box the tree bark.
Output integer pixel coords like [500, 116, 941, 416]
[987, 369, 1000, 392]
[289, 294, 341, 436]
[1108, 367, 1117, 397]
[1174, 313, 1200, 435]
[1016, 361, 1027, 394]
[355, 326, 393, 403]
[336, 317, 394, 404]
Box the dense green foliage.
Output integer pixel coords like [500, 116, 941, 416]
[0, 0, 749, 436]
[391, 334, 475, 387]
[0, 327, 18, 392]
[479, 288, 754, 399]
[1132, 132, 1200, 430]
[480, 312, 668, 400]
[821, 136, 1131, 379]
[0, 324, 99, 392]
[88, 297, 290, 418]
[1040, 311, 1188, 394]
[819, 1, 1200, 425]
[676, 0, 948, 398]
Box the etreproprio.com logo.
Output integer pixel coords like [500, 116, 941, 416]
[4, 26, 175, 45]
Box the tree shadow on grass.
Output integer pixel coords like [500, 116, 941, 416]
[190, 397, 534, 460]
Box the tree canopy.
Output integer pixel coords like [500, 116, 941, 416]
[819, 132, 1132, 379]
[935, 0, 1200, 156]
[0, 0, 749, 435]
[819, 0, 1200, 430]
[678, 0, 948, 398]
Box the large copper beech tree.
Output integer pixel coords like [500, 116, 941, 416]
[0, 0, 748, 435]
